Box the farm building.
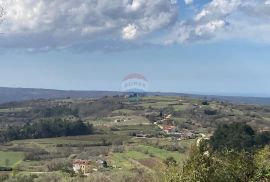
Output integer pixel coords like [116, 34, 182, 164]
[73, 160, 92, 175]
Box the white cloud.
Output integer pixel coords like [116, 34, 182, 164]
[127, 0, 143, 11]
[184, 0, 193, 5]
[194, 10, 210, 21]
[0, 0, 178, 51]
[195, 20, 225, 36]
[167, 0, 270, 44]
[1, 0, 270, 50]
[122, 24, 137, 40]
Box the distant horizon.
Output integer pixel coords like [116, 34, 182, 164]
[1, 86, 269, 98]
[0, 1, 270, 99]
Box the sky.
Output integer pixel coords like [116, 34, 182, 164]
[0, 0, 269, 97]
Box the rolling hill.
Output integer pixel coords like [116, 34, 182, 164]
[0, 87, 269, 105]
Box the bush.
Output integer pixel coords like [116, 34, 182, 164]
[204, 109, 217, 115]
[202, 101, 209, 105]
[164, 156, 177, 166]
[112, 145, 124, 153]
[24, 148, 50, 161]
[46, 159, 72, 172]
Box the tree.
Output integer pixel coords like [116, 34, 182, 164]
[209, 122, 270, 152]
[163, 141, 270, 182]
[210, 122, 254, 151]
[202, 101, 209, 105]
[1, 119, 94, 142]
[255, 131, 270, 147]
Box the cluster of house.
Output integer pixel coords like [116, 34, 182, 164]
[72, 159, 107, 176]
[154, 114, 198, 140]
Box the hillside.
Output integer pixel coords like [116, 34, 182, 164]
[0, 87, 270, 105]
[0, 87, 120, 104]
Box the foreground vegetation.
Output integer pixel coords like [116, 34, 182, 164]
[164, 122, 270, 182]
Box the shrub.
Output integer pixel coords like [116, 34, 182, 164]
[46, 159, 72, 172]
[204, 109, 217, 115]
[164, 156, 177, 166]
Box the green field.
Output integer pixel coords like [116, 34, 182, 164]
[111, 143, 190, 171]
[111, 109, 136, 115]
[111, 151, 149, 169]
[0, 151, 24, 167]
[11, 134, 132, 148]
[135, 145, 187, 163]
[0, 107, 31, 113]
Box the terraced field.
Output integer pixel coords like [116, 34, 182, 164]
[0, 151, 24, 167]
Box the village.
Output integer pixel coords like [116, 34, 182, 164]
[71, 110, 203, 176]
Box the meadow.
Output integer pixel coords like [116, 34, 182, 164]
[0, 151, 24, 167]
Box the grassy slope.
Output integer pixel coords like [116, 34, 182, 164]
[135, 145, 187, 163]
[0, 151, 24, 167]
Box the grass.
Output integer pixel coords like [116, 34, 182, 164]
[0, 151, 24, 167]
[173, 117, 186, 125]
[90, 115, 150, 126]
[11, 138, 93, 146]
[173, 104, 191, 111]
[113, 151, 148, 161]
[11, 134, 132, 147]
[111, 141, 192, 170]
[134, 145, 188, 163]
[0, 107, 31, 113]
[111, 151, 149, 169]
[263, 117, 270, 121]
[112, 109, 136, 115]
[137, 102, 177, 109]
[113, 124, 160, 135]
[141, 96, 182, 102]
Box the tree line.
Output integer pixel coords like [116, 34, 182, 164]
[33, 106, 79, 118]
[0, 119, 93, 143]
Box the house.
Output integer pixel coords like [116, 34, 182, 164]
[163, 125, 176, 134]
[73, 160, 92, 175]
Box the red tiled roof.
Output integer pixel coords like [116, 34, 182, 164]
[73, 160, 91, 165]
[163, 125, 176, 130]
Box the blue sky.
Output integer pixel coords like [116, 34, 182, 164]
[0, 0, 269, 97]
